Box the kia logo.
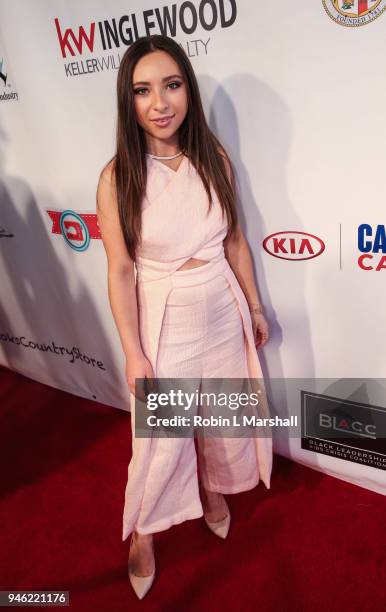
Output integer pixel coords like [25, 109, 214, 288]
[263, 231, 325, 261]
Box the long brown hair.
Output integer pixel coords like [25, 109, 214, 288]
[103, 34, 238, 262]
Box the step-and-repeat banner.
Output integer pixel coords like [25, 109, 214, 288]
[1, 1, 385, 495]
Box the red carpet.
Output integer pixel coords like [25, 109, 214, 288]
[0, 364, 385, 611]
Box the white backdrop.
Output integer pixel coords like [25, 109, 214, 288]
[1, 1, 385, 495]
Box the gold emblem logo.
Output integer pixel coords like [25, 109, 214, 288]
[322, 0, 386, 26]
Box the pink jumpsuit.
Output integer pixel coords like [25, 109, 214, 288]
[122, 154, 273, 539]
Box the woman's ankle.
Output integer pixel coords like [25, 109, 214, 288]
[201, 487, 221, 502]
[133, 530, 153, 541]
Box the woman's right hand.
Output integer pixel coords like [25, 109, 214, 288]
[125, 351, 155, 403]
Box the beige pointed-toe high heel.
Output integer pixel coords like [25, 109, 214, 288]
[204, 495, 231, 539]
[128, 532, 155, 600]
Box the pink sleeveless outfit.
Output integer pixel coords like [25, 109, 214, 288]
[122, 153, 273, 540]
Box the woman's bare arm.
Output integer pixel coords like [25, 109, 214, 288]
[224, 223, 263, 310]
[96, 163, 143, 359]
[220, 153, 263, 310]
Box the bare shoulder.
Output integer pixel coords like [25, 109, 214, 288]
[96, 159, 134, 271]
[99, 158, 116, 189]
[96, 159, 117, 215]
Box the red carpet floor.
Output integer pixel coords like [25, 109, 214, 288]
[0, 364, 385, 611]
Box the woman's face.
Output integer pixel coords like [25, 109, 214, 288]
[132, 50, 188, 150]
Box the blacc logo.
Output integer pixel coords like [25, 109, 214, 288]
[322, 0, 386, 26]
[263, 231, 325, 261]
[301, 390, 386, 470]
[319, 412, 376, 439]
[357, 224, 386, 271]
[47, 209, 101, 251]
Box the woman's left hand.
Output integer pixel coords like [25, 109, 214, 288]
[250, 312, 269, 348]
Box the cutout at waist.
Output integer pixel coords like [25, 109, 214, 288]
[176, 258, 210, 272]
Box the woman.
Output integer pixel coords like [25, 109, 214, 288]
[96, 34, 273, 600]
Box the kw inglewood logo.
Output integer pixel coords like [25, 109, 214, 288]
[322, 0, 386, 26]
[47, 209, 101, 251]
[54, 5, 237, 77]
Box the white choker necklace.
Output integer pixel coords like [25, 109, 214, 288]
[147, 151, 184, 160]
